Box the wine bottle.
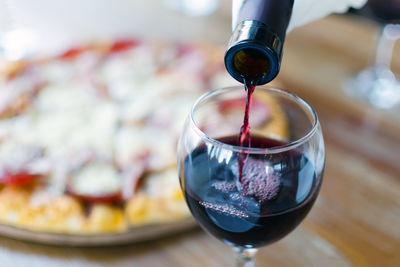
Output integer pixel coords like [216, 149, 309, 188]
[225, 0, 294, 85]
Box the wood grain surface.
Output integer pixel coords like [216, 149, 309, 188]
[0, 14, 399, 267]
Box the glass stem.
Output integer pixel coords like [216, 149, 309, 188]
[234, 247, 258, 267]
[374, 24, 400, 71]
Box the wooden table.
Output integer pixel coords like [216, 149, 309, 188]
[0, 15, 399, 267]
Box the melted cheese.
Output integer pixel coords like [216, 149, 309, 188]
[0, 42, 228, 197]
[72, 164, 121, 195]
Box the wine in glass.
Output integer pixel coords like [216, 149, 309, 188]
[177, 86, 325, 266]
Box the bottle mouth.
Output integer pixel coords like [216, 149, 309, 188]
[224, 20, 283, 85]
[233, 48, 271, 78]
[225, 41, 279, 85]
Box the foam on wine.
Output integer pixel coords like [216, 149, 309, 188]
[234, 157, 280, 202]
[199, 201, 250, 218]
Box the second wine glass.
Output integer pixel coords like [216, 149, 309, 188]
[344, 0, 400, 109]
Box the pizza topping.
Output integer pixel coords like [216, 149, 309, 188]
[144, 168, 181, 198]
[37, 60, 76, 83]
[0, 60, 28, 81]
[60, 47, 86, 60]
[0, 68, 43, 118]
[0, 40, 230, 233]
[68, 163, 122, 203]
[69, 190, 122, 204]
[121, 163, 146, 200]
[34, 82, 97, 111]
[110, 39, 140, 53]
[0, 140, 45, 176]
[0, 41, 219, 195]
[0, 171, 40, 185]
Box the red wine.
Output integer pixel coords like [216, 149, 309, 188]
[182, 136, 322, 248]
[238, 79, 256, 183]
[239, 79, 256, 147]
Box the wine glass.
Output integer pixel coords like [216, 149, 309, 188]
[177, 86, 325, 266]
[344, 0, 400, 109]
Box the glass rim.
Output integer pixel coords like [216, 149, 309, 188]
[189, 86, 320, 154]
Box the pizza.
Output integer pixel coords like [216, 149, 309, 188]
[0, 39, 288, 235]
[0, 39, 229, 234]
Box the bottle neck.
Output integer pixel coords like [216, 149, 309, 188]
[236, 0, 294, 44]
[225, 20, 282, 84]
[226, 0, 294, 85]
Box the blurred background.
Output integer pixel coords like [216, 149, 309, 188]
[0, 0, 399, 107]
[0, 0, 232, 57]
[0, 0, 399, 266]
